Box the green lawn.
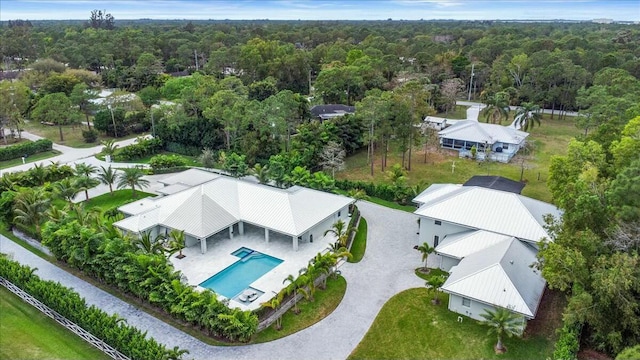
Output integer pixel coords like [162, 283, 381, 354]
[414, 267, 449, 281]
[349, 289, 555, 360]
[435, 105, 470, 120]
[0, 150, 61, 169]
[365, 196, 416, 212]
[96, 151, 202, 167]
[339, 115, 581, 203]
[0, 287, 110, 360]
[22, 121, 143, 148]
[349, 218, 367, 263]
[84, 189, 155, 212]
[250, 275, 347, 344]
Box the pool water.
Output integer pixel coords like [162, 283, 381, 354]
[231, 247, 253, 258]
[199, 249, 283, 299]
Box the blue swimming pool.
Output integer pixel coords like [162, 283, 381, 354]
[199, 248, 283, 299]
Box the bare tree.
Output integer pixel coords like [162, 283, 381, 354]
[440, 78, 465, 115]
[606, 221, 640, 253]
[320, 141, 346, 179]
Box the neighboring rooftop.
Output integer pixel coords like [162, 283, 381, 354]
[441, 237, 546, 318]
[310, 104, 355, 121]
[463, 175, 525, 194]
[438, 120, 528, 145]
[436, 230, 516, 260]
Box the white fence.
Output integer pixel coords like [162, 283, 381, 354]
[0, 277, 130, 360]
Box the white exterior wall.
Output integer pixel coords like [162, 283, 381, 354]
[448, 293, 497, 322]
[185, 234, 199, 247]
[440, 256, 460, 272]
[303, 206, 350, 244]
[418, 217, 470, 248]
[447, 294, 527, 333]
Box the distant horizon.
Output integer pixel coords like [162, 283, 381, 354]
[1, 0, 638, 22]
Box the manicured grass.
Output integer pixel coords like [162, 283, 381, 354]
[365, 197, 416, 212]
[0, 150, 61, 169]
[22, 121, 142, 148]
[435, 105, 470, 120]
[339, 115, 581, 203]
[250, 275, 347, 344]
[0, 287, 110, 360]
[414, 267, 449, 281]
[96, 151, 202, 167]
[349, 218, 367, 263]
[84, 189, 155, 212]
[348, 289, 555, 360]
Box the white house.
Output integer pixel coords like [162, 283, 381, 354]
[438, 120, 529, 163]
[413, 183, 561, 324]
[114, 170, 354, 253]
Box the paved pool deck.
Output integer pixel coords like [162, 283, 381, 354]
[171, 225, 339, 311]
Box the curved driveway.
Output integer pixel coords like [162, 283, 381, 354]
[0, 201, 423, 360]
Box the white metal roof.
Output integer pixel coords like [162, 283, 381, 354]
[413, 183, 461, 206]
[157, 183, 191, 195]
[436, 230, 515, 259]
[441, 238, 546, 318]
[414, 185, 561, 243]
[114, 175, 354, 239]
[438, 120, 529, 145]
[158, 168, 220, 187]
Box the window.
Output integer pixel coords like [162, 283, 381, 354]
[502, 144, 509, 150]
[462, 297, 471, 307]
[434, 220, 442, 226]
[338, 211, 341, 217]
[434, 235, 439, 247]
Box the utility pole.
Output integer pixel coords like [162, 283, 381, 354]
[467, 63, 475, 101]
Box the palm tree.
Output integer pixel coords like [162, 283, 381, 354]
[68, 203, 101, 227]
[417, 242, 435, 270]
[13, 188, 50, 235]
[97, 166, 117, 195]
[483, 92, 510, 125]
[425, 274, 446, 305]
[46, 206, 67, 223]
[347, 188, 368, 203]
[101, 139, 119, 158]
[168, 228, 186, 259]
[480, 307, 524, 353]
[251, 163, 270, 184]
[117, 167, 149, 198]
[53, 177, 79, 202]
[513, 102, 542, 131]
[74, 163, 98, 177]
[133, 231, 166, 255]
[74, 175, 100, 201]
[283, 274, 300, 314]
[260, 295, 283, 330]
[324, 219, 355, 248]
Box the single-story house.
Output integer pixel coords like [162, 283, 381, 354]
[438, 120, 529, 163]
[413, 183, 561, 324]
[114, 171, 354, 254]
[310, 104, 355, 121]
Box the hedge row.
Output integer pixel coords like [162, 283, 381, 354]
[0, 139, 53, 161]
[553, 320, 582, 360]
[335, 179, 410, 204]
[0, 255, 188, 360]
[114, 137, 162, 161]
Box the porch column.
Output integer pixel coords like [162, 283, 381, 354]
[239, 222, 244, 235]
[229, 226, 233, 239]
[200, 238, 207, 254]
[293, 235, 298, 251]
[265, 228, 270, 243]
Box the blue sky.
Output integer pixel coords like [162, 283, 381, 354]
[1, 0, 638, 21]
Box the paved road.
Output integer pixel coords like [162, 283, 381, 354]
[1, 130, 147, 175]
[0, 201, 424, 360]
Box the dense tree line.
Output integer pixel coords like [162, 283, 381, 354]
[537, 72, 640, 357]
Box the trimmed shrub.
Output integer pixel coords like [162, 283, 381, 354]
[0, 255, 188, 360]
[0, 139, 53, 161]
[148, 154, 188, 171]
[165, 142, 202, 157]
[82, 129, 98, 143]
[553, 321, 581, 360]
[115, 137, 162, 161]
